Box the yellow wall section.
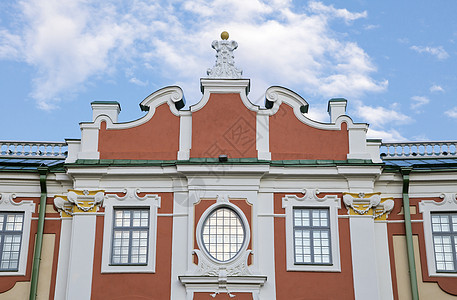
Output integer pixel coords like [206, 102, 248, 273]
[37, 234, 55, 300]
[0, 234, 55, 300]
[393, 235, 457, 299]
[0, 282, 30, 300]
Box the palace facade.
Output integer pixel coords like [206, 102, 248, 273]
[1, 33, 457, 299]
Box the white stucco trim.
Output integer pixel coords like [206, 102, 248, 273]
[0, 193, 35, 276]
[192, 79, 258, 113]
[282, 188, 341, 272]
[419, 193, 457, 277]
[101, 189, 161, 273]
[265, 86, 367, 131]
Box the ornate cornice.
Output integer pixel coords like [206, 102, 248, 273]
[54, 189, 104, 217]
[343, 192, 394, 220]
[282, 188, 340, 208]
[0, 193, 35, 212]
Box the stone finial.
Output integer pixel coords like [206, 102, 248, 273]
[207, 31, 243, 79]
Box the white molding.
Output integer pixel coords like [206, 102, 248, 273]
[282, 188, 341, 272]
[0, 193, 35, 276]
[265, 86, 366, 131]
[191, 79, 257, 113]
[101, 188, 161, 273]
[81, 86, 184, 131]
[419, 193, 457, 277]
[179, 275, 267, 300]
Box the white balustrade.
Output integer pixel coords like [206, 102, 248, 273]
[0, 141, 67, 159]
[380, 141, 457, 159]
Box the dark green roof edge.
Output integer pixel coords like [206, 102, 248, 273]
[367, 139, 382, 143]
[91, 101, 120, 105]
[67, 158, 381, 167]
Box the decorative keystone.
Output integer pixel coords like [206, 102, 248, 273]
[343, 192, 394, 220]
[54, 189, 105, 217]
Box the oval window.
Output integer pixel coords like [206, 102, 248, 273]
[201, 207, 245, 262]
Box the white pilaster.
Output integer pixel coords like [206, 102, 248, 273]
[66, 213, 97, 300]
[178, 112, 192, 160]
[256, 112, 271, 160]
[54, 218, 72, 300]
[374, 222, 394, 300]
[256, 192, 276, 300]
[170, 190, 191, 300]
[349, 216, 380, 300]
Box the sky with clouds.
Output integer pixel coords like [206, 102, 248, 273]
[0, 0, 456, 142]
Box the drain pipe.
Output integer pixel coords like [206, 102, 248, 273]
[29, 166, 48, 300]
[400, 167, 419, 300]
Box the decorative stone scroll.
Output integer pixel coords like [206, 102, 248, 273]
[54, 189, 105, 217]
[343, 192, 394, 220]
[207, 31, 243, 79]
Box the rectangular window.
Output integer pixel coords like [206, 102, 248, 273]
[293, 208, 331, 265]
[0, 212, 24, 271]
[431, 213, 457, 272]
[111, 208, 149, 265]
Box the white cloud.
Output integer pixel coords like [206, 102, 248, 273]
[0, 0, 387, 110]
[363, 24, 379, 30]
[129, 77, 148, 86]
[410, 96, 430, 109]
[304, 105, 329, 123]
[354, 103, 412, 127]
[410, 45, 449, 60]
[366, 128, 406, 142]
[445, 107, 457, 118]
[308, 1, 367, 23]
[0, 29, 23, 59]
[430, 84, 444, 93]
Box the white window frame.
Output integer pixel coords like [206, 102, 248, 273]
[282, 189, 341, 272]
[196, 200, 250, 265]
[419, 193, 457, 277]
[101, 189, 160, 273]
[0, 193, 35, 276]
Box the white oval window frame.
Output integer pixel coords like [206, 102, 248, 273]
[196, 201, 251, 264]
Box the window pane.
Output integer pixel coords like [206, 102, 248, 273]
[111, 209, 149, 265]
[293, 208, 331, 265]
[0, 213, 24, 271]
[201, 207, 245, 262]
[432, 213, 457, 272]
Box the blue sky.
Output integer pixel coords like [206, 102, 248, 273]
[0, 0, 456, 142]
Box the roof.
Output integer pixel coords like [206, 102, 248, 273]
[383, 158, 457, 171]
[0, 157, 66, 172]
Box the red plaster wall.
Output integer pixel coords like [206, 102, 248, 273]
[270, 104, 349, 160]
[191, 93, 257, 159]
[98, 104, 179, 160]
[273, 193, 355, 299]
[90, 192, 173, 300]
